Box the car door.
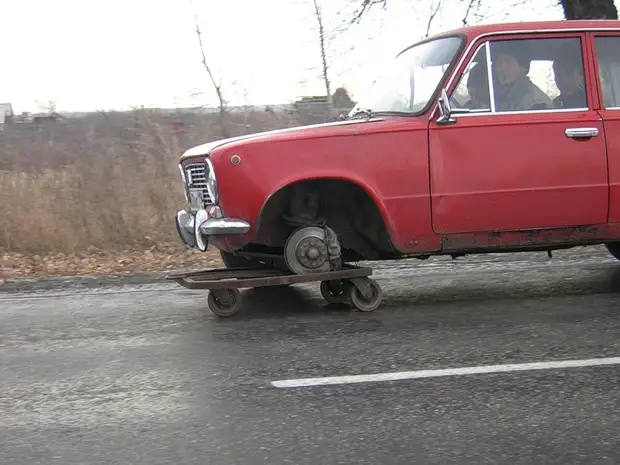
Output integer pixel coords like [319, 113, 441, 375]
[428, 31, 608, 237]
[591, 31, 620, 223]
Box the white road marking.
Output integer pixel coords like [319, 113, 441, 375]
[271, 356, 620, 388]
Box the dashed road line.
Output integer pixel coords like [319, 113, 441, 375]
[271, 356, 620, 388]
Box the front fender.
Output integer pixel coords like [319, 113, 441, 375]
[208, 122, 434, 254]
[255, 172, 397, 236]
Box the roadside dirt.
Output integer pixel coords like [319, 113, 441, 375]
[1, 243, 615, 284]
[0, 246, 223, 280]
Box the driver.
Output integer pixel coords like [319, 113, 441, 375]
[492, 46, 553, 112]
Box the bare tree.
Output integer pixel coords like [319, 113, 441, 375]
[560, 0, 617, 19]
[350, 0, 387, 24]
[296, 0, 355, 118]
[417, 0, 487, 38]
[349, 0, 487, 38]
[190, 4, 229, 138]
[353, 0, 618, 23]
[424, 0, 443, 37]
[312, 0, 333, 111]
[461, 0, 483, 26]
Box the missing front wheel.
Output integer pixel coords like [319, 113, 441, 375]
[283, 225, 342, 274]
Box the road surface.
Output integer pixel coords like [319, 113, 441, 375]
[2, 247, 620, 464]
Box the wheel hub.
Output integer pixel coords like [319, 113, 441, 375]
[295, 237, 328, 270]
[284, 226, 332, 274]
[307, 247, 320, 260]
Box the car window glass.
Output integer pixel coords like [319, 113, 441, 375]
[594, 36, 620, 108]
[452, 44, 491, 112]
[450, 36, 586, 114]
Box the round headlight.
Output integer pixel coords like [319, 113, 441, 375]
[205, 158, 219, 204]
[207, 179, 218, 204]
[178, 164, 189, 202]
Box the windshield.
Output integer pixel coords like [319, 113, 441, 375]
[349, 35, 463, 116]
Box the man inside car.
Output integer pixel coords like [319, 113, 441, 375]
[492, 44, 554, 112]
[552, 51, 587, 109]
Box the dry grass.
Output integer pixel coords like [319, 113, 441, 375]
[0, 107, 316, 278]
[0, 122, 181, 253]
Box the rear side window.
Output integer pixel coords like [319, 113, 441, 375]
[594, 36, 620, 109]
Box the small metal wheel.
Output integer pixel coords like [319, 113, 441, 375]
[207, 288, 241, 317]
[347, 278, 383, 312]
[320, 280, 347, 304]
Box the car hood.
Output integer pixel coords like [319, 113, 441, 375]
[180, 117, 384, 160]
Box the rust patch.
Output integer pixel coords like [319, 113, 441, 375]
[441, 224, 620, 252]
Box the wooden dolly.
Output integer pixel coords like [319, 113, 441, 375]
[166, 264, 383, 317]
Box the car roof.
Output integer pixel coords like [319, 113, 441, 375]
[434, 19, 620, 40]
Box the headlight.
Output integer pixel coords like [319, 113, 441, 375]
[178, 163, 189, 202]
[205, 157, 219, 204]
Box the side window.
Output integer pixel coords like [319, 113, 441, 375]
[594, 36, 620, 109]
[451, 36, 587, 114]
[451, 44, 491, 112]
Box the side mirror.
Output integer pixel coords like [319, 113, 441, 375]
[436, 88, 456, 125]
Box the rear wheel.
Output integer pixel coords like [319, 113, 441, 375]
[605, 242, 620, 260]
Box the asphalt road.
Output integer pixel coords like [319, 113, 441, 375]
[3, 247, 620, 465]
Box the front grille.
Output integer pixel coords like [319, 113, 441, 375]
[184, 162, 213, 206]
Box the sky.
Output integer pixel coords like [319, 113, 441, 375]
[0, 0, 574, 113]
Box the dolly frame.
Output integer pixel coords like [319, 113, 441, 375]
[166, 264, 384, 317]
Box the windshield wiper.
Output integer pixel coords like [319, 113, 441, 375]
[348, 107, 373, 120]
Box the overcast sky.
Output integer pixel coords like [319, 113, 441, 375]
[0, 0, 571, 113]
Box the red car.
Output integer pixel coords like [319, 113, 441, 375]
[175, 19, 620, 275]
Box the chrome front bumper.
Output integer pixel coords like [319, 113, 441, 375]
[175, 206, 250, 252]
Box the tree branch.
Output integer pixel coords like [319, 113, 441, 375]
[350, 0, 386, 24]
[312, 0, 333, 110]
[190, 4, 229, 137]
[461, 0, 482, 26]
[424, 0, 443, 38]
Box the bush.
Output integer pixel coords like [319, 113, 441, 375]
[0, 107, 304, 255]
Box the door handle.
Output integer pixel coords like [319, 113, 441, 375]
[565, 127, 599, 139]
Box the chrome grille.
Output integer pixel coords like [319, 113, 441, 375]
[184, 162, 213, 206]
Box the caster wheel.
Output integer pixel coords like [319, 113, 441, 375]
[320, 280, 348, 304]
[207, 288, 241, 317]
[347, 278, 383, 312]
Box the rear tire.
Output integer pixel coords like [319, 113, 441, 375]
[605, 243, 620, 260]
